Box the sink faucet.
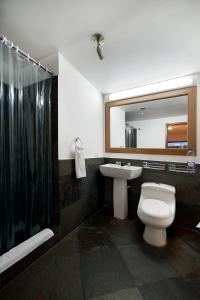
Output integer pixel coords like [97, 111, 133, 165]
[115, 161, 131, 167]
[143, 161, 148, 168]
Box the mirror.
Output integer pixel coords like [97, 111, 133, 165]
[105, 86, 196, 155]
[110, 95, 188, 149]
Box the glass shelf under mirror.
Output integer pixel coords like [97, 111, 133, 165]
[168, 163, 195, 174]
[143, 161, 165, 170]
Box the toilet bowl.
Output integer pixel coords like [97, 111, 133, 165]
[137, 182, 176, 247]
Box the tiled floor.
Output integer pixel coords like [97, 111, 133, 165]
[0, 208, 199, 300]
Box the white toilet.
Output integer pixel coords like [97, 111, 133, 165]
[137, 182, 176, 247]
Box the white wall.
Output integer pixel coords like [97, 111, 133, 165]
[104, 74, 200, 163]
[58, 53, 104, 159]
[110, 107, 125, 148]
[128, 115, 187, 148]
[57, 54, 199, 163]
[40, 52, 59, 75]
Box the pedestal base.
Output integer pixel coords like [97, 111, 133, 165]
[113, 178, 128, 220]
[143, 225, 167, 247]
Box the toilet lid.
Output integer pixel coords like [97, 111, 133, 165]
[140, 199, 171, 218]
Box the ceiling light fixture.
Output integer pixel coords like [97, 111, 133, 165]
[91, 33, 104, 60]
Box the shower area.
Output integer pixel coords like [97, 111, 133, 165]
[125, 123, 137, 148]
[0, 37, 54, 258]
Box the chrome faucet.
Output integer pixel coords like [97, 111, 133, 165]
[143, 161, 148, 168]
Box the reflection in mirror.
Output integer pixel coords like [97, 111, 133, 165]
[166, 123, 188, 148]
[110, 95, 188, 149]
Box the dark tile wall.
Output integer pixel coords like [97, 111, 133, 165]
[58, 158, 105, 238]
[50, 77, 104, 238]
[103, 158, 200, 230]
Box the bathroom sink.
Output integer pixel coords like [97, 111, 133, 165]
[99, 163, 143, 220]
[99, 163, 142, 180]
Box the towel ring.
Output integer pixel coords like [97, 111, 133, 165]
[74, 137, 84, 147]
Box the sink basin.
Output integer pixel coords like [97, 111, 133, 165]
[99, 163, 143, 220]
[99, 163, 142, 180]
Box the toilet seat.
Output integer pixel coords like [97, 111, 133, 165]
[139, 199, 171, 219]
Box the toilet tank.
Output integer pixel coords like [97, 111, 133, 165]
[140, 182, 176, 208]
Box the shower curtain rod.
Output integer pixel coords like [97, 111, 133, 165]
[0, 34, 53, 75]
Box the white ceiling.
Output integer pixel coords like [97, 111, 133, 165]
[120, 95, 188, 121]
[1, 0, 200, 93]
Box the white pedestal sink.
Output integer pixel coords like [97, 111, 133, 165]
[99, 164, 143, 220]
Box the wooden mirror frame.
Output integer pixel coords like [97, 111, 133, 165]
[105, 86, 197, 155]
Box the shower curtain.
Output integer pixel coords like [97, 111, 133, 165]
[0, 39, 53, 255]
[125, 123, 137, 148]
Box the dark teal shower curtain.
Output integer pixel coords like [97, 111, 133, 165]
[0, 40, 53, 255]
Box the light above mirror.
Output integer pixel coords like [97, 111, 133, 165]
[108, 75, 195, 101]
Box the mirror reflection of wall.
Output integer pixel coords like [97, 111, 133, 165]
[110, 107, 125, 148]
[110, 95, 188, 149]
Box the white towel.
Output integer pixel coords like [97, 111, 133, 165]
[0, 229, 54, 274]
[75, 142, 86, 178]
